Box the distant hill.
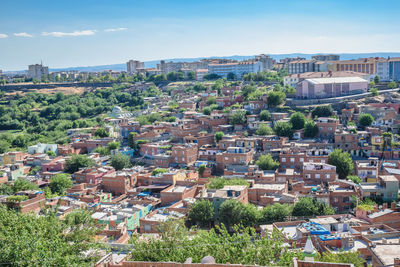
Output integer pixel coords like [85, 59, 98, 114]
[7, 52, 400, 73]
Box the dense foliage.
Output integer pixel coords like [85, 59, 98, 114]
[0, 207, 102, 266]
[0, 84, 144, 152]
[188, 199, 214, 227]
[256, 154, 280, 170]
[328, 149, 354, 179]
[207, 177, 250, 189]
[130, 220, 304, 266]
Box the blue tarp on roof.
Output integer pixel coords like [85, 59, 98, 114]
[302, 222, 330, 235]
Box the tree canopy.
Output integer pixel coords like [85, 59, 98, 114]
[49, 173, 73, 195]
[65, 154, 95, 173]
[188, 199, 214, 228]
[274, 121, 293, 138]
[256, 124, 274, 136]
[289, 112, 306, 130]
[0, 207, 101, 266]
[312, 105, 333, 118]
[256, 154, 279, 170]
[304, 120, 319, 138]
[358, 113, 374, 127]
[328, 149, 354, 179]
[110, 153, 131, 170]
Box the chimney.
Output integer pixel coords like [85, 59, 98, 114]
[383, 203, 388, 210]
[391, 202, 397, 211]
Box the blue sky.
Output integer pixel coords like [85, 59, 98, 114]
[1, 0, 399, 70]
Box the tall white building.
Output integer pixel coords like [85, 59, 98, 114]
[28, 63, 49, 80]
[255, 54, 274, 71]
[208, 61, 263, 79]
[376, 59, 390, 81]
[126, 60, 145, 74]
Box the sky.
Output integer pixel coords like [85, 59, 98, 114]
[1, 0, 400, 71]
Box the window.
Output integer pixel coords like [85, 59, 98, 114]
[282, 158, 286, 162]
[290, 158, 295, 163]
[144, 225, 151, 231]
[326, 174, 330, 179]
[321, 160, 325, 163]
[300, 158, 304, 162]
[316, 174, 320, 179]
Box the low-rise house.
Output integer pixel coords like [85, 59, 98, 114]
[2, 190, 45, 214]
[28, 143, 58, 155]
[355, 157, 379, 182]
[359, 175, 399, 202]
[215, 147, 254, 172]
[316, 117, 340, 141]
[73, 167, 114, 185]
[102, 169, 140, 196]
[160, 184, 198, 205]
[170, 144, 198, 167]
[201, 185, 248, 222]
[302, 162, 337, 185]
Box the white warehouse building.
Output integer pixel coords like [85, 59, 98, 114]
[208, 61, 263, 79]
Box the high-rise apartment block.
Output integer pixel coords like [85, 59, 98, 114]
[28, 63, 49, 80]
[126, 60, 145, 74]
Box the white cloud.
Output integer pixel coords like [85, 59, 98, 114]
[41, 30, 96, 37]
[14, 32, 34, 37]
[0, 34, 8, 38]
[104, 27, 128, 32]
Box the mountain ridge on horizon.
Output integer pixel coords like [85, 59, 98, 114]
[6, 52, 400, 73]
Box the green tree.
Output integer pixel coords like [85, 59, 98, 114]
[267, 90, 286, 107]
[219, 199, 245, 228]
[315, 251, 365, 267]
[188, 199, 214, 228]
[207, 177, 250, 189]
[227, 72, 236, 80]
[215, 131, 224, 142]
[93, 146, 110, 156]
[289, 112, 306, 130]
[110, 153, 131, 170]
[0, 206, 101, 266]
[256, 154, 279, 170]
[94, 127, 109, 138]
[13, 178, 39, 192]
[328, 149, 354, 179]
[259, 203, 290, 224]
[347, 175, 362, 184]
[198, 164, 206, 176]
[304, 120, 319, 138]
[358, 113, 374, 127]
[370, 87, 379, 96]
[202, 107, 211, 115]
[206, 96, 217, 105]
[259, 110, 271, 121]
[0, 183, 13, 195]
[373, 75, 380, 84]
[0, 140, 10, 154]
[312, 105, 333, 118]
[128, 132, 137, 148]
[11, 135, 27, 148]
[229, 110, 246, 125]
[46, 150, 56, 157]
[292, 197, 335, 217]
[65, 154, 94, 173]
[274, 121, 293, 138]
[388, 81, 397, 89]
[49, 173, 73, 195]
[108, 141, 121, 150]
[256, 124, 274, 136]
[152, 168, 168, 176]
